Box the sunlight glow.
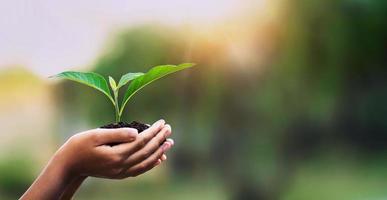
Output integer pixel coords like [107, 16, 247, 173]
[0, 0, 270, 76]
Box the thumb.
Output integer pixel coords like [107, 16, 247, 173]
[95, 128, 138, 145]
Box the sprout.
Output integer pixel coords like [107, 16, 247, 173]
[51, 63, 195, 123]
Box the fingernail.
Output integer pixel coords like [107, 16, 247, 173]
[154, 119, 165, 127]
[123, 128, 138, 141]
[161, 154, 167, 161]
[166, 138, 174, 146]
[164, 124, 172, 136]
[163, 142, 171, 151]
[125, 128, 138, 134]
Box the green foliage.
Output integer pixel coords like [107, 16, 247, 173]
[120, 63, 195, 115]
[117, 72, 144, 88]
[50, 71, 115, 105]
[51, 63, 195, 122]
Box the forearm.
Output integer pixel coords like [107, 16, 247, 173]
[20, 155, 75, 200]
[59, 176, 87, 200]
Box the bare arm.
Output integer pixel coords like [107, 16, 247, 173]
[59, 176, 87, 200]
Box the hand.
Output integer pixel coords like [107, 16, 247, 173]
[21, 119, 174, 200]
[54, 119, 174, 179]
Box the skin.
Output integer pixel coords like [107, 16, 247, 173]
[20, 119, 174, 200]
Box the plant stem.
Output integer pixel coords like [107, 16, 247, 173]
[113, 90, 120, 123]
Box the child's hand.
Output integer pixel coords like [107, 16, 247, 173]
[53, 119, 173, 179]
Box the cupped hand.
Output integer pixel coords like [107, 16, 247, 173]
[53, 119, 174, 180]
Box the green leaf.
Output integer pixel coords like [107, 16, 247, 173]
[117, 72, 144, 88]
[109, 76, 117, 91]
[50, 71, 115, 105]
[120, 63, 195, 115]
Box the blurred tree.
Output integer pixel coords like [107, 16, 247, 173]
[54, 1, 387, 199]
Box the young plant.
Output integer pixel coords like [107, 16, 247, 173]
[51, 63, 195, 123]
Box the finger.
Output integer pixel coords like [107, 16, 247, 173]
[126, 141, 173, 177]
[148, 159, 161, 170]
[94, 128, 138, 145]
[161, 154, 167, 161]
[155, 159, 162, 166]
[127, 143, 172, 177]
[123, 125, 171, 166]
[166, 138, 174, 146]
[153, 154, 166, 168]
[114, 119, 165, 154]
[137, 119, 165, 145]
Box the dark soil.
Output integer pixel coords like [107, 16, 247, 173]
[100, 121, 150, 133]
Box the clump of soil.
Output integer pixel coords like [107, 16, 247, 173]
[101, 121, 149, 133]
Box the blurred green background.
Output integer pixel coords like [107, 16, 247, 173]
[1, 0, 387, 199]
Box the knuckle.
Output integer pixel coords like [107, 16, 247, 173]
[138, 163, 147, 170]
[125, 134, 135, 142]
[141, 150, 151, 159]
[110, 168, 122, 177]
[138, 137, 147, 147]
[110, 155, 124, 165]
[131, 134, 139, 142]
[68, 134, 83, 146]
[89, 133, 100, 144]
[156, 152, 163, 159]
[116, 148, 127, 157]
[115, 171, 127, 180]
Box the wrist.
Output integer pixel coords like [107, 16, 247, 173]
[49, 148, 80, 184]
[47, 150, 87, 200]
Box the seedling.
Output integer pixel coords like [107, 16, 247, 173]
[51, 63, 195, 124]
